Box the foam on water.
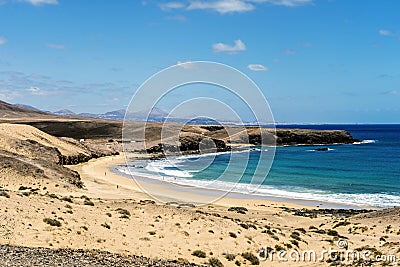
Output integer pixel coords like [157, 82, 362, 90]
[353, 139, 377, 145]
[145, 159, 195, 178]
[118, 165, 400, 208]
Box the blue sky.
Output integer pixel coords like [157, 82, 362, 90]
[0, 0, 399, 123]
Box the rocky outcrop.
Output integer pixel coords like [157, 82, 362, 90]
[147, 136, 230, 154]
[58, 153, 92, 165]
[275, 129, 358, 146]
[179, 136, 228, 152]
[146, 127, 359, 155]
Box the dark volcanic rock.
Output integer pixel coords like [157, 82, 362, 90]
[275, 129, 358, 146]
[147, 136, 230, 155]
[179, 136, 228, 152]
[58, 153, 92, 165]
[0, 245, 203, 267]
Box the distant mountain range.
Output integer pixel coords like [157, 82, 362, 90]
[9, 102, 251, 125]
[12, 103, 223, 124]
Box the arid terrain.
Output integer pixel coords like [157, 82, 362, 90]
[0, 100, 399, 266]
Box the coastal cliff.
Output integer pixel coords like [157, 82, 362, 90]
[145, 126, 359, 154]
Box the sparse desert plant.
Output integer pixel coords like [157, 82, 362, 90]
[225, 253, 236, 261]
[290, 239, 299, 247]
[80, 195, 90, 200]
[61, 196, 73, 203]
[148, 231, 156, 235]
[241, 252, 259, 265]
[81, 226, 88, 231]
[229, 232, 237, 238]
[18, 186, 29, 190]
[0, 190, 10, 198]
[192, 250, 206, 258]
[248, 224, 257, 229]
[208, 257, 223, 267]
[284, 243, 293, 249]
[106, 212, 112, 217]
[326, 229, 339, 237]
[101, 222, 111, 229]
[274, 244, 285, 251]
[333, 221, 351, 229]
[228, 207, 248, 214]
[239, 223, 249, 229]
[139, 237, 150, 241]
[83, 199, 94, 206]
[43, 218, 61, 227]
[295, 227, 307, 234]
[290, 232, 302, 241]
[48, 193, 58, 199]
[116, 208, 131, 218]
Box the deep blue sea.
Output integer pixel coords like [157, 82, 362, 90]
[123, 125, 400, 208]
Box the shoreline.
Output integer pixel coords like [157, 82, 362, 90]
[70, 153, 368, 210]
[112, 164, 364, 210]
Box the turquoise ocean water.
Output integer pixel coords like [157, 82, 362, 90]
[121, 125, 400, 208]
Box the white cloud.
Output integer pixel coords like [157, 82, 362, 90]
[213, 39, 246, 53]
[21, 0, 58, 5]
[27, 86, 46, 95]
[0, 37, 7, 45]
[248, 0, 312, 7]
[284, 49, 296, 55]
[247, 64, 268, 71]
[47, 43, 65, 49]
[157, 0, 313, 14]
[159, 1, 185, 10]
[379, 29, 394, 36]
[188, 0, 254, 14]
